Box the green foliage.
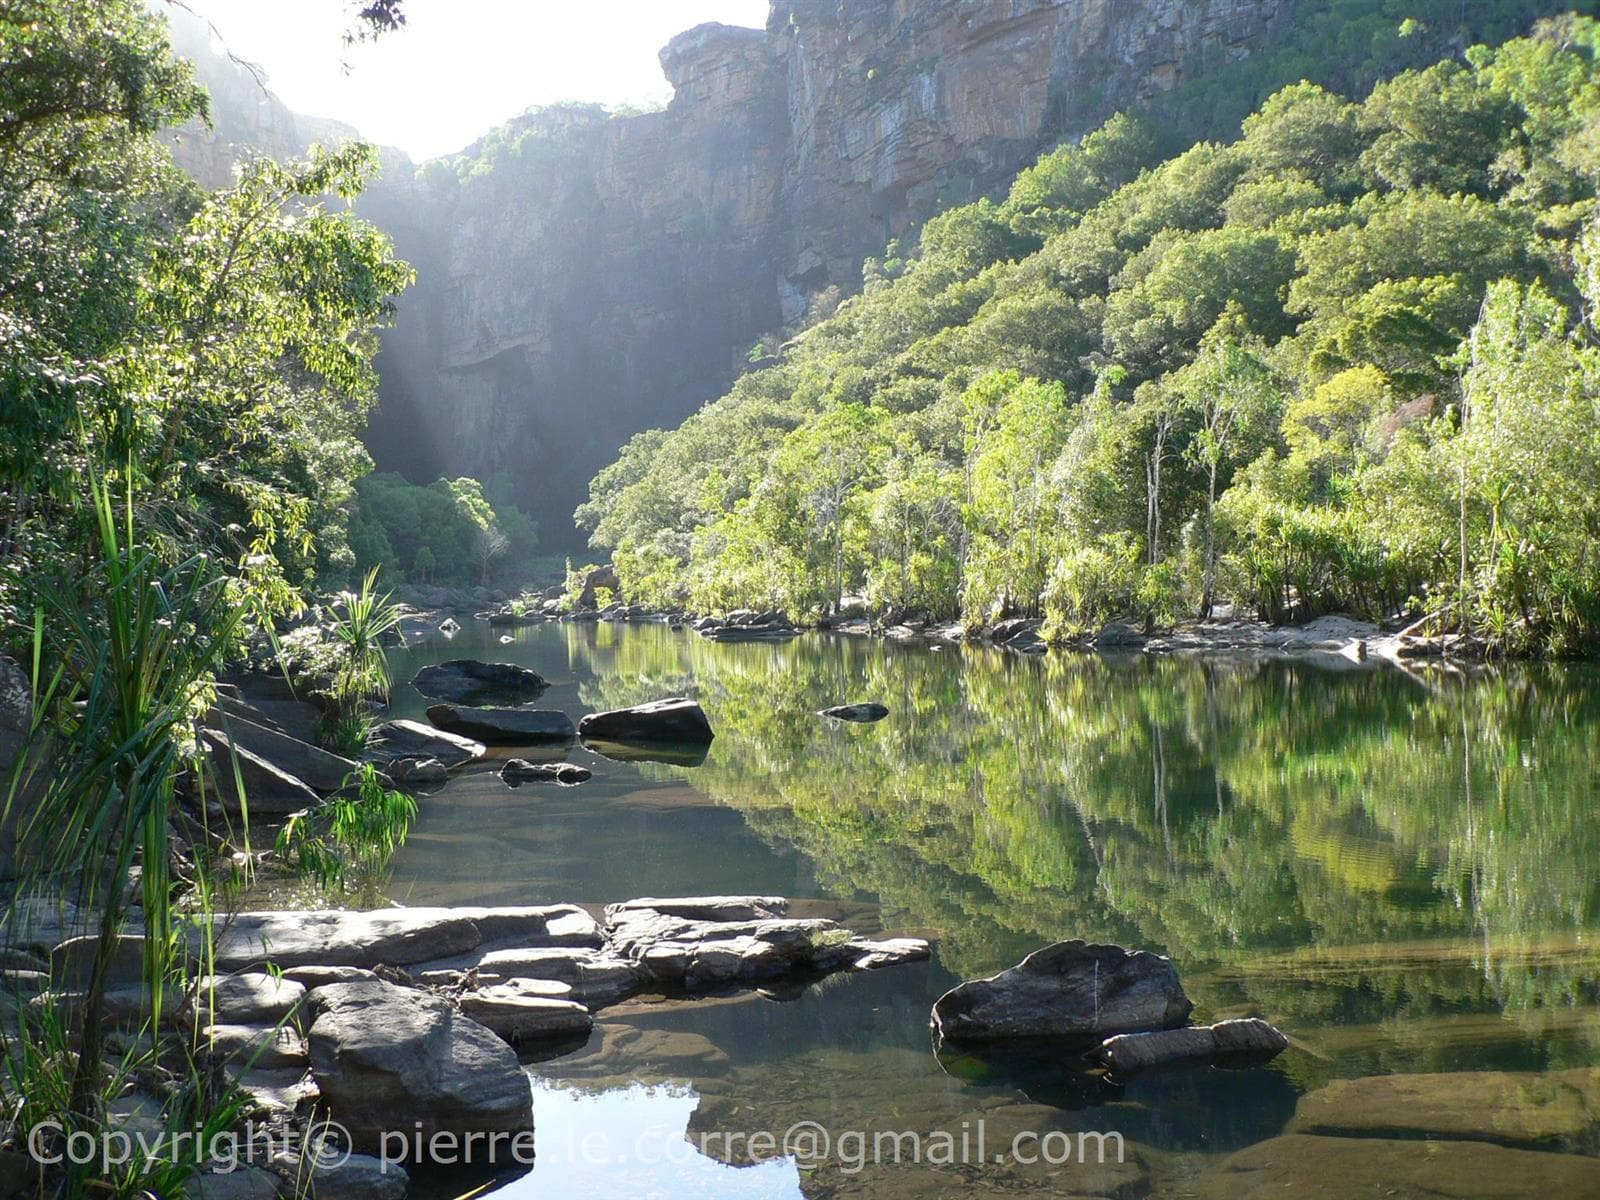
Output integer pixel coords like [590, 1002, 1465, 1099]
[346, 472, 538, 586]
[581, 17, 1600, 653]
[275, 763, 418, 901]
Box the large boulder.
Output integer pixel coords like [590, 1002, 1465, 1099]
[931, 940, 1192, 1042]
[426, 704, 575, 745]
[305, 979, 533, 1156]
[367, 719, 485, 767]
[214, 904, 601, 970]
[201, 731, 322, 817]
[206, 711, 360, 794]
[411, 660, 549, 705]
[577, 698, 714, 745]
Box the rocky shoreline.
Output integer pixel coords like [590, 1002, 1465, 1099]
[2, 895, 930, 1197]
[414, 576, 1466, 669]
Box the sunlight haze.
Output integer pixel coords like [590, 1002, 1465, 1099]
[166, 0, 770, 160]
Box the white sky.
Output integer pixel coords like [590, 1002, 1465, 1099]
[166, 1, 770, 160]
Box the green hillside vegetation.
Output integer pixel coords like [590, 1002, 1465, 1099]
[580, 17, 1600, 655]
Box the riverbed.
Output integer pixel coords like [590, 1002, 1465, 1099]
[368, 619, 1600, 1198]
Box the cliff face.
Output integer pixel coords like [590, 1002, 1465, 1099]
[364, 0, 1293, 543]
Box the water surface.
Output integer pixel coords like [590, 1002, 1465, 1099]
[380, 620, 1600, 1198]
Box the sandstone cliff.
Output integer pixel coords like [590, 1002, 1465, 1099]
[364, 0, 1295, 542]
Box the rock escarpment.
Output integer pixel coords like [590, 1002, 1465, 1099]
[361, 0, 1295, 538]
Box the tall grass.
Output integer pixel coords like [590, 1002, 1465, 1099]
[275, 763, 417, 905]
[1, 468, 244, 1196]
[315, 567, 403, 755]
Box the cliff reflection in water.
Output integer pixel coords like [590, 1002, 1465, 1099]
[565, 622, 1600, 1075]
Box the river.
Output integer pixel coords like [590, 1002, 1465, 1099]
[366, 619, 1600, 1199]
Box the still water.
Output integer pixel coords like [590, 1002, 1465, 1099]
[378, 619, 1600, 1199]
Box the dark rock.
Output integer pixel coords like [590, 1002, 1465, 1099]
[50, 933, 147, 990]
[0, 656, 31, 733]
[1094, 621, 1147, 648]
[698, 624, 802, 643]
[931, 940, 1192, 1042]
[205, 711, 360, 794]
[305, 979, 533, 1156]
[501, 759, 593, 785]
[426, 704, 575, 745]
[195, 973, 306, 1025]
[1093, 1018, 1289, 1073]
[458, 990, 594, 1043]
[577, 698, 714, 745]
[267, 1152, 407, 1200]
[367, 719, 486, 767]
[201, 731, 323, 816]
[411, 659, 549, 704]
[386, 756, 450, 787]
[818, 702, 889, 723]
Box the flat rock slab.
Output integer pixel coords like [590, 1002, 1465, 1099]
[1289, 1068, 1600, 1153]
[197, 972, 306, 1024]
[459, 990, 593, 1043]
[202, 731, 321, 816]
[50, 933, 146, 989]
[367, 719, 486, 768]
[207, 711, 360, 794]
[464, 948, 644, 1007]
[932, 939, 1192, 1042]
[577, 698, 715, 745]
[1198, 1133, 1600, 1200]
[201, 1023, 309, 1070]
[604, 896, 929, 993]
[426, 704, 575, 745]
[214, 904, 600, 970]
[411, 659, 549, 705]
[306, 979, 532, 1155]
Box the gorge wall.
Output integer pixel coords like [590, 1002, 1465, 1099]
[361, 0, 1298, 546]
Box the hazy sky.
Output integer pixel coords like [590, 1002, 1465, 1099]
[168, 1, 770, 160]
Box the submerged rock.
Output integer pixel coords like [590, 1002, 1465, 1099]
[1094, 1017, 1288, 1073]
[577, 697, 714, 745]
[426, 703, 575, 745]
[411, 659, 549, 704]
[818, 702, 889, 723]
[1288, 1067, 1600, 1153]
[305, 979, 533, 1156]
[931, 940, 1192, 1042]
[1198, 1133, 1600, 1200]
[501, 758, 593, 785]
[579, 738, 709, 767]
